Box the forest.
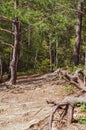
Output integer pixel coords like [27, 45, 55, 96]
[0, 0, 86, 130]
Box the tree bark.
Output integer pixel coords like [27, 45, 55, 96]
[0, 56, 3, 83]
[34, 49, 38, 73]
[85, 51, 86, 68]
[73, 0, 83, 65]
[10, 0, 20, 84]
[49, 41, 52, 72]
[26, 25, 31, 70]
[55, 40, 58, 68]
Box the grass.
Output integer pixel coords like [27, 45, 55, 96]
[78, 116, 86, 125]
[76, 103, 86, 125]
[77, 102, 86, 112]
[17, 71, 35, 76]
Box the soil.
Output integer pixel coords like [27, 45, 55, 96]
[0, 74, 86, 130]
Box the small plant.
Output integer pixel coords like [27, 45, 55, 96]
[77, 103, 86, 124]
[81, 103, 86, 112]
[77, 102, 86, 112]
[67, 64, 85, 74]
[78, 115, 86, 125]
[65, 85, 74, 94]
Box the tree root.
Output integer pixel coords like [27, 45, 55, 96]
[47, 68, 86, 130]
[47, 95, 86, 130]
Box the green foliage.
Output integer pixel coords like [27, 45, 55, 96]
[38, 59, 50, 73]
[17, 71, 34, 76]
[0, 0, 86, 75]
[77, 102, 86, 125]
[66, 65, 85, 73]
[77, 102, 86, 112]
[81, 104, 86, 112]
[78, 115, 86, 125]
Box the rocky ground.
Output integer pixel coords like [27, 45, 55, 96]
[0, 74, 86, 130]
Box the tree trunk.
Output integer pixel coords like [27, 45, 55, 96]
[28, 25, 31, 46]
[26, 25, 31, 70]
[10, 0, 20, 84]
[34, 49, 38, 73]
[55, 40, 58, 68]
[0, 56, 3, 83]
[85, 51, 86, 68]
[73, 0, 83, 65]
[49, 41, 52, 72]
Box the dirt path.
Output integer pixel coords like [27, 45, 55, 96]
[0, 75, 86, 130]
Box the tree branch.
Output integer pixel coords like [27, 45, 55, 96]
[56, 2, 84, 15]
[0, 40, 14, 48]
[0, 28, 14, 35]
[0, 16, 13, 23]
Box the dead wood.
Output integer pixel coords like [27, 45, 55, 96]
[47, 95, 86, 130]
[47, 69, 86, 130]
[57, 68, 86, 92]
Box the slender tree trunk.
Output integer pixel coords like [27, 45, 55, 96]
[73, 0, 83, 65]
[8, 24, 13, 80]
[28, 25, 31, 46]
[34, 49, 38, 73]
[55, 40, 58, 68]
[0, 56, 3, 83]
[85, 51, 86, 68]
[49, 41, 52, 72]
[26, 25, 31, 70]
[10, 0, 20, 84]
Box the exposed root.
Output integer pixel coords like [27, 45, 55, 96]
[47, 68, 86, 130]
[58, 68, 86, 92]
[47, 95, 86, 130]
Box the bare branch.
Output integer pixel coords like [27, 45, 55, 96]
[0, 28, 14, 35]
[0, 40, 14, 48]
[0, 16, 13, 23]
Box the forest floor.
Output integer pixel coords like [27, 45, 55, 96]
[0, 74, 86, 130]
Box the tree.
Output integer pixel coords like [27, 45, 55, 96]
[0, 0, 86, 83]
[73, 0, 84, 65]
[0, 0, 21, 84]
[9, 0, 21, 84]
